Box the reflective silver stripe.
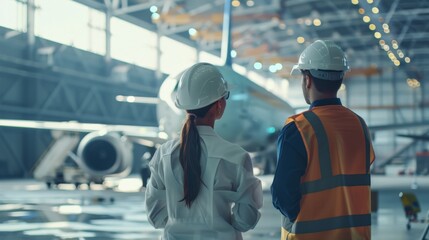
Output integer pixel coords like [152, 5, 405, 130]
[301, 174, 370, 194]
[356, 115, 371, 173]
[291, 214, 371, 234]
[303, 111, 332, 177]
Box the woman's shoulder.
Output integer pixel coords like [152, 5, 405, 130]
[206, 136, 249, 164]
[157, 139, 180, 155]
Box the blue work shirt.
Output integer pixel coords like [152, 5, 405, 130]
[271, 98, 342, 221]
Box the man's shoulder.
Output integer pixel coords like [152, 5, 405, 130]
[286, 111, 310, 125]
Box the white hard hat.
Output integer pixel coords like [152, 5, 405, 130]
[291, 40, 349, 81]
[175, 63, 229, 110]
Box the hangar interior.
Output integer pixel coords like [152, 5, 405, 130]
[0, 0, 428, 239]
[0, 0, 428, 177]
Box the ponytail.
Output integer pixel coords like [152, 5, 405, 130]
[179, 102, 216, 207]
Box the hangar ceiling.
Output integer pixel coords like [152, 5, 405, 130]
[0, 0, 427, 172]
[76, 0, 429, 81]
[71, 0, 429, 169]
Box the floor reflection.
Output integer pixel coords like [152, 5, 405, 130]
[0, 178, 427, 240]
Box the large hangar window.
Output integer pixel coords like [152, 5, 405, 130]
[111, 18, 157, 70]
[160, 37, 196, 74]
[199, 51, 223, 66]
[0, 0, 26, 32]
[0, 0, 288, 100]
[34, 0, 106, 55]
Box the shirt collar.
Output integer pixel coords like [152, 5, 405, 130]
[196, 125, 217, 136]
[310, 98, 342, 110]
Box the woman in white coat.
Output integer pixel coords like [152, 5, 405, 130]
[145, 62, 263, 240]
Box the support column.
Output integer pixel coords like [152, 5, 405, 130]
[392, 68, 398, 124]
[221, 0, 232, 67]
[26, 0, 35, 60]
[155, 30, 162, 80]
[105, 4, 112, 75]
[196, 42, 200, 63]
[413, 85, 418, 122]
[24, 0, 37, 178]
[392, 68, 397, 150]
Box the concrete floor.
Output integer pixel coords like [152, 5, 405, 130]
[0, 177, 427, 240]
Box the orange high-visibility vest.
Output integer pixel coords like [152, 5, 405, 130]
[281, 105, 375, 240]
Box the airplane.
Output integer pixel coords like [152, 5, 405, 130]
[0, 0, 295, 188]
[397, 133, 429, 141]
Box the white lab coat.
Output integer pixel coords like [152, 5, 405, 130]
[145, 126, 263, 240]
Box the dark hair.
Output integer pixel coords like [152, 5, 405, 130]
[179, 101, 216, 207]
[302, 70, 343, 94]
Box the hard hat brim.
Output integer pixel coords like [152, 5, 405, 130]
[290, 65, 301, 76]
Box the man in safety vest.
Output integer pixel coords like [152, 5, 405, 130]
[271, 40, 375, 240]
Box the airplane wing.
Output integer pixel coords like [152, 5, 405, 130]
[396, 133, 429, 141]
[369, 121, 429, 132]
[0, 119, 168, 147]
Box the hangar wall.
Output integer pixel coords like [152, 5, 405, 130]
[0, 26, 162, 178]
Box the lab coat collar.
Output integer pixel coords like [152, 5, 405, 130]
[196, 125, 218, 137]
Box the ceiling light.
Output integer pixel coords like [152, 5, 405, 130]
[404, 57, 411, 63]
[297, 36, 305, 44]
[246, 0, 255, 7]
[369, 24, 376, 31]
[151, 13, 160, 22]
[372, 7, 379, 14]
[383, 45, 390, 51]
[384, 28, 390, 34]
[351, 0, 359, 5]
[188, 28, 197, 36]
[392, 43, 398, 49]
[305, 18, 312, 26]
[116, 95, 125, 101]
[374, 32, 381, 38]
[363, 16, 371, 23]
[393, 60, 400, 66]
[367, 0, 373, 4]
[379, 40, 385, 45]
[253, 62, 262, 70]
[313, 19, 322, 26]
[126, 96, 136, 103]
[382, 23, 389, 29]
[232, 0, 240, 7]
[279, 22, 286, 29]
[407, 78, 420, 88]
[275, 63, 283, 70]
[231, 50, 237, 58]
[269, 65, 277, 73]
[150, 6, 158, 13]
[358, 8, 365, 14]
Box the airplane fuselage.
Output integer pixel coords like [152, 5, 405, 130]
[156, 65, 295, 152]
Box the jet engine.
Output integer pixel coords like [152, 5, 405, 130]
[76, 131, 133, 178]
